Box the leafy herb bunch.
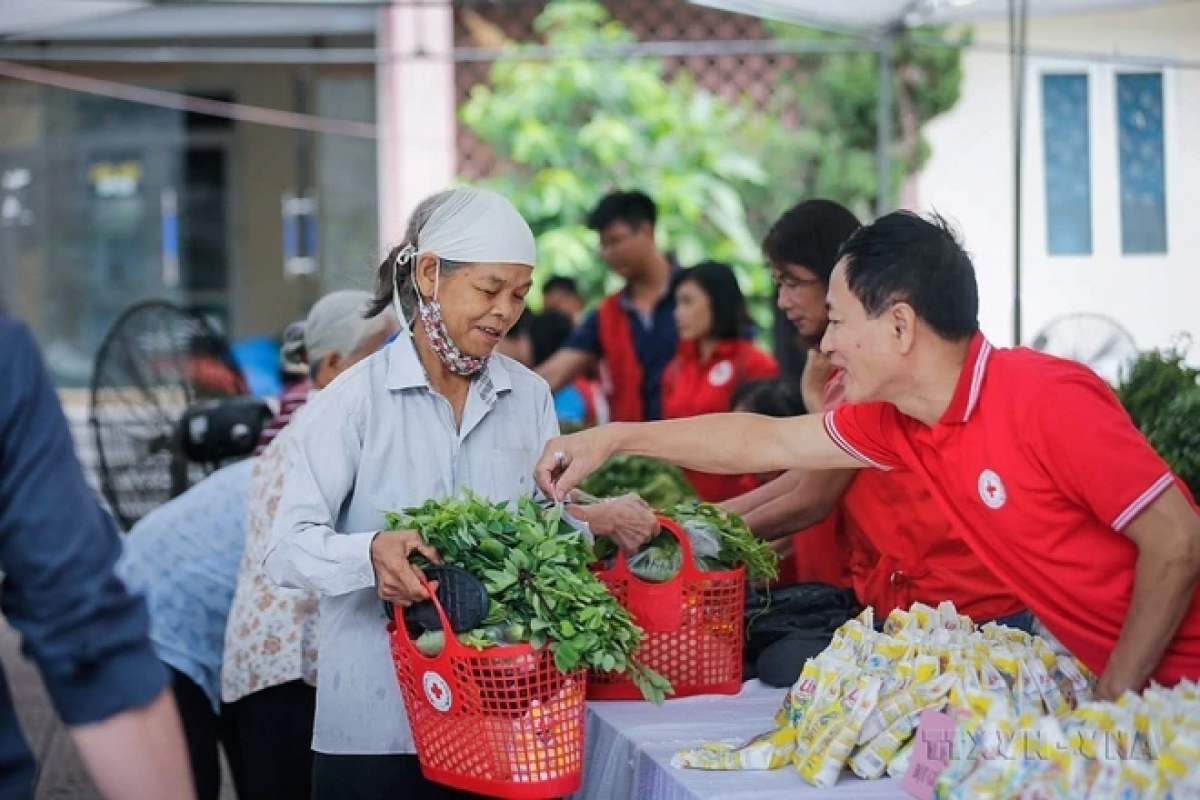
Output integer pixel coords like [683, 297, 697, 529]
[668, 501, 780, 583]
[386, 493, 673, 704]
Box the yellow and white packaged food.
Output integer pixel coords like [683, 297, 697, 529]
[672, 600, 1096, 792]
[670, 726, 797, 771]
[938, 678, 1200, 799]
[886, 737, 915, 779]
[798, 675, 883, 787]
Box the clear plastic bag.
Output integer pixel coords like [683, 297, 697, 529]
[624, 522, 725, 583]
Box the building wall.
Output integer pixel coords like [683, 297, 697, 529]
[0, 60, 378, 390]
[917, 3, 1199, 366]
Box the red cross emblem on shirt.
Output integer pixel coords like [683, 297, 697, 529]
[978, 469, 1006, 509]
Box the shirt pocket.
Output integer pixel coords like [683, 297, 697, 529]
[476, 446, 537, 502]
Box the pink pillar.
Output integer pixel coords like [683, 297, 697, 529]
[376, 0, 457, 251]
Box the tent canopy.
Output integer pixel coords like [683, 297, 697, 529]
[691, 0, 1171, 31]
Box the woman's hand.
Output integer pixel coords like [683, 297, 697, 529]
[575, 493, 660, 554]
[370, 530, 442, 607]
[801, 348, 833, 414]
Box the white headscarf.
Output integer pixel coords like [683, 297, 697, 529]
[392, 187, 537, 329]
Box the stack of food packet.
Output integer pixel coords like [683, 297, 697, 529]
[671, 601, 1095, 788]
[936, 679, 1200, 798]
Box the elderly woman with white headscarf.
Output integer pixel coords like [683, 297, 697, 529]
[265, 188, 658, 799]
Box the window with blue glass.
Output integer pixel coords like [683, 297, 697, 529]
[1041, 74, 1092, 255]
[1116, 72, 1167, 254]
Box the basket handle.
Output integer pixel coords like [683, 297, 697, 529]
[393, 576, 463, 663]
[604, 515, 705, 633]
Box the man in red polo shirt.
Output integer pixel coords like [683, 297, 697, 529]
[726, 200, 1025, 625]
[537, 211, 1200, 699]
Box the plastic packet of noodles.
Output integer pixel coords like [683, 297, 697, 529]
[1155, 731, 1200, 784]
[936, 704, 1018, 793]
[1111, 760, 1160, 799]
[862, 637, 911, 672]
[1023, 649, 1070, 717]
[775, 658, 821, 729]
[886, 737, 916, 779]
[798, 674, 884, 788]
[1085, 759, 1125, 799]
[826, 615, 872, 663]
[858, 667, 952, 746]
[1173, 765, 1200, 800]
[883, 608, 911, 637]
[978, 656, 1010, 696]
[1054, 654, 1094, 706]
[989, 646, 1021, 690]
[849, 706, 925, 780]
[1014, 660, 1046, 718]
[792, 659, 858, 763]
[671, 726, 797, 771]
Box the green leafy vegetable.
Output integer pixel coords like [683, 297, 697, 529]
[579, 455, 697, 509]
[594, 502, 780, 584]
[386, 494, 673, 704]
[669, 502, 780, 583]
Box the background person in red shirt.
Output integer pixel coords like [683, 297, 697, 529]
[661, 261, 779, 501]
[725, 200, 1023, 625]
[537, 210, 1200, 700]
[729, 378, 847, 589]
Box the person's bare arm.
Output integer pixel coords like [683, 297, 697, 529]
[722, 471, 802, 517]
[743, 469, 857, 541]
[535, 348, 597, 392]
[71, 690, 196, 800]
[536, 413, 865, 499]
[1098, 487, 1200, 699]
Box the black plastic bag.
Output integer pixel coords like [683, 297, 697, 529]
[743, 583, 859, 688]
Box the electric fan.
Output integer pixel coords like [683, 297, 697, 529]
[1029, 313, 1139, 385]
[88, 300, 269, 530]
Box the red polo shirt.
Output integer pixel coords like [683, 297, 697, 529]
[661, 339, 778, 501]
[824, 333, 1200, 684]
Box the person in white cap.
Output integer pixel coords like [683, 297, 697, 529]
[221, 291, 395, 800]
[265, 188, 659, 798]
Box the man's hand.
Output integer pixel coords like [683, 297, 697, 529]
[1095, 673, 1135, 703]
[370, 530, 442, 607]
[536, 426, 620, 501]
[577, 493, 660, 554]
[801, 348, 833, 414]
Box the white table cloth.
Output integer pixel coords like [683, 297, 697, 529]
[574, 681, 910, 800]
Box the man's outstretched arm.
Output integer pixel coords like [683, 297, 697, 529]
[535, 412, 867, 500]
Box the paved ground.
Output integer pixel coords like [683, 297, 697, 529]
[2, 621, 235, 799]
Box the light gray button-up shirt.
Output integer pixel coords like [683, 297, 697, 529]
[264, 332, 558, 754]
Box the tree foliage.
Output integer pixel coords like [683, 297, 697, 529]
[461, 0, 771, 315]
[741, 22, 969, 233]
[1116, 341, 1200, 499]
[459, 0, 967, 322]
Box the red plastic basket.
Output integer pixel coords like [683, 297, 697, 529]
[588, 516, 744, 700]
[387, 587, 586, 798]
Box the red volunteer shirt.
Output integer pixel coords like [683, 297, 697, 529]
[661, 339, 778, 502]
[825, 333, 1200, 684]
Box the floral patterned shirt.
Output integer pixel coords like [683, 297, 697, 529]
[221, 420, 319, 703]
